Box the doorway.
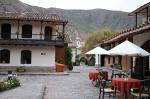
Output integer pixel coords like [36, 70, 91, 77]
[1, 24, 11, 39]
[44, 26, 52, 40]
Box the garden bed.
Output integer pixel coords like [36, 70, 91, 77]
[0, 76, 21, 92]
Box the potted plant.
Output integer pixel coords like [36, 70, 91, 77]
[109, 64, 114, 68]
[56, 59, 64, 72]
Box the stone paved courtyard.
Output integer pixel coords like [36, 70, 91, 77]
[0, 66, 120, 99]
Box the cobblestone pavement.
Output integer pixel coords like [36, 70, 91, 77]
[0, 84, 44, 99]
[43, 66, 99, 99]
[0, 66, 120, 99]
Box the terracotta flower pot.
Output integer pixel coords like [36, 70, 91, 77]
[56, 63, 64, 72]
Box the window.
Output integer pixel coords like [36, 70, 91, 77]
[0, 49, 10, 63]
[21, 50, 31, 64]
[44, 26, 52, 40]
[22, 24, 32, 38]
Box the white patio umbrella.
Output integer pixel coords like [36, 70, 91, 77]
[108, 40, 150, 78]
[108, 40, 150, 56]
[86, 46, 108, 55]
[86, 46, 108, 66]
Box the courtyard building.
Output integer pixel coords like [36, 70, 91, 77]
[0, 12, 68, 72]
[100, 2, 150, 79]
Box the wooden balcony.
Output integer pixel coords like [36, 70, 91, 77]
[0, 33, 64, 47]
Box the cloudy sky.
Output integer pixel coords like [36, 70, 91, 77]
[20, 0, 149, 12]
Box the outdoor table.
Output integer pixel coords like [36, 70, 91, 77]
[89, 70, 100, 81]
[112, 78, 141, 99]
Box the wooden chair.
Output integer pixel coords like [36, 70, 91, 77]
[130, 79, 150, 99]
[98, 76, 116, 99]
[113, 73, 126, 78]
[111, 72, 127, 97]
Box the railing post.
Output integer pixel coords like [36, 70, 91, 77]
[62, 22, 65, 41]
[146, 7, 149, 23]
[40, 21, 43, 40]
[17, 20, 20, 39]
[135, 13, 137, 28]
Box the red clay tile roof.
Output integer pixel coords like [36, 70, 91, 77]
[101, 22, 150, 44]
[0, 12, 68, 23]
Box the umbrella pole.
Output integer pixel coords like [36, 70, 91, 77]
[98, 54, 99, 67]
[126, 56, 127, 71]
[131, 58, 133, 77]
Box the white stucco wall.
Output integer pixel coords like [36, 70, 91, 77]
[95, 54, 101, 66]
[0, 20, 63, 67]
[71, 47, 81, 62]
[0, 46, 55, 67]
[72, 48, 76, 62]
[133, 32, 150, 46]
[0, 20, 57, 40]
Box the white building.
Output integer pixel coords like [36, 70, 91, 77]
[0, 12, 68, 72]
[100, 2, 150, 79]
[69, 33, 84, 63]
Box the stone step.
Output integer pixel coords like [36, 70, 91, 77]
[0, 71, 69, 76]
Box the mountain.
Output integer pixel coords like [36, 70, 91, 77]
[0, 0, 48, 13]
[48, 8, 135, 40]
[0, 0, 135, 40]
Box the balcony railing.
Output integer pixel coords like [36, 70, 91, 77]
[0, 33, 64, 46]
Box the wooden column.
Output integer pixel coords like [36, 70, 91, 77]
[110, 43, 115, 65]
[135, 13, 137, 28]
[146, 7, 149, 23]
[40, 21, 43, 40]
[62, 22, 65, 41]
[17, 20, 20, 39]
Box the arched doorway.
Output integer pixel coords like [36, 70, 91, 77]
[0, 49, 10, 63]
[21, 50, 32, 64]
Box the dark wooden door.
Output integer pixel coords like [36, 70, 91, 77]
[101, 55, 104, 66]
[44, 26, 52, 40]
[1, 24, 11, 39]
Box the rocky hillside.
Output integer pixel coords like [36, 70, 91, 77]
[48, 8, 135, 40]
[0, 0, 135, 40]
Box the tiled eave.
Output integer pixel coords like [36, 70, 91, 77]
[0, 12, 68, 24]
[102, 23, 150, 44]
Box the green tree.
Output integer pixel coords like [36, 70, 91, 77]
[82, 28, 115, 53]
[65, 47, 73, 70]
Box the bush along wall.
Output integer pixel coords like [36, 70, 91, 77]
[65, 47, 73, 70]
[0, 76, 21, 92]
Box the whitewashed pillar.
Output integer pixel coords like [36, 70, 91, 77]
[95, 54, 101, 68]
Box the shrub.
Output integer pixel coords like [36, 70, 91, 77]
[65, 48, 73, 70]
[0, 76, 21, 92]
[0, 82, 7, 91]
[75, 58, 80, 66]
[108, 64, 114, 68]
[9, 76, 20, 87]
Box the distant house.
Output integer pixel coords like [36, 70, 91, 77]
[0, 12, 69, 72]
[67, 28, 85, 63]
[100, 2, 150, 78]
